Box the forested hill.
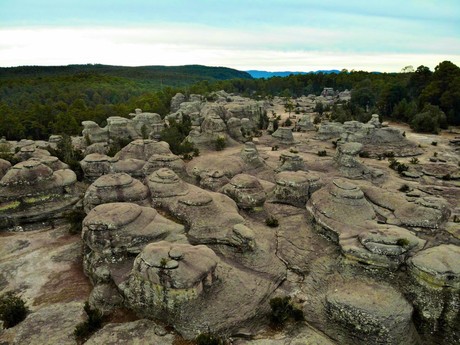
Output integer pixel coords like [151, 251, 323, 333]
[0, 64, 252, 84]
[0, 64, 251, 140]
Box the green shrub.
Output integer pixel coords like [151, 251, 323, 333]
[409, 157, 419, 164]
[410, 104, 447, 134]
[74, 302, 103, 342]
[284, 118, 292, 127]
[442, 174, 451, 181]
[214, 136, 226, 151]
[193, 148, 200, 157]
[398, 184, 410, 193]
[269, 296, 304, 326]
[359, 151, 370, 158]
[317, 150, 327, 157]
[396, 238, 411, 247]
[64, 207, 86, 234]
[195, 333, 225, 345]
[265, 216, 279, 228]
[0, 292, 29, 328]
[383, 151, 395, 159]
[431, 141, 438, 146]
[271, 145, 279, 151]
[313, 116, 321, 125]
[388, 158, 408, 174]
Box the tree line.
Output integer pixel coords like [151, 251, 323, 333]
[0, 61, 458, 140]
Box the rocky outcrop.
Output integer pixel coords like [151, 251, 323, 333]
[334, 142, 383, 180]
[271, 127, 294, 144]
[407, 244, 460, 343]
[0, 158, 11, 179]
[240, 142, 265, 168]
[170, 93, 187, 113]
[123, 241, 219, 317]
[86, 319, 175, 345]
[307, 179, 426, 269]
[197, 170, 230, 192]
[83, 173, 150, 212]
[315, 122, 345, 140]
[0, 159, 79, 229]
[273, 171, 322, 207]
[82, 202, 186, 285]
[80, 153, 113, 180]
[276, 152, 307, 172]
[297, 115, 316, 131]
[142, 153, 185, 176]
[222, 174, 266, 209]
[148, 168, 255, 250]
[325, 281, 415, 345]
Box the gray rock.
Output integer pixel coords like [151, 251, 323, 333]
[142, 153, 185, 176]
[272, 127, 294, 143]
[86, 319, 175, 345]
[276, 152, 307, 172]
[83, 173, 150, 212]
[325, 281, 415, 345]
[170, 93, 187, 113]
[240, 142, 265, 168]
[273, 171, 322, 207]
[80, 153, 113, 180]
[222, 174, 266, 209]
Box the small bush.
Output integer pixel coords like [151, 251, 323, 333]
[431, 141, 438, 146]
[331, 140, 337, 148]
[384, 151, 395, 159]
[442, 174, 451, 181]
[289, 148, 298, 154]
[284, 118, 292, 127]
[214, 137, 226, 151]
[0, 292, 29, 328]
[409, 157, 419, 164]
[317, 150, 327, 157]
[269, 296, 304, 327]
[182, 153, 193, 161]
[433, 152, 438, 157]
[271, 145, 279, 151]
[313, 116, 321, 125]
[195, 333, 225, 345]
[398, 184, 410, 193]
[359, 151, 370, 158]
[388, 158, 408, 174]
[396, 238, 411, 247]
[265, 216, 279, 228]
[193, 148, 200, 157]
[74, 302, 103, 342]
[64, 207, 86, 234]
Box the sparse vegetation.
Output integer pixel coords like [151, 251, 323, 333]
[265, 216, 279, 228]
[64, 207, 86, 234]
[399, 184, 411, 193]
[359, 151, 370, 158]
[214, 136, 226, 151]
[409, 157, 419, 164]
[317, 150, 327, 157]
[73, 302, 104, 342]
[388, 158, 408, 174]
[0, 292, 29, 328]
[396, 238, 411, 247]
[47, 135, 84, 181]
[431, 141, 438, 146]
[269, 296, 304, 327]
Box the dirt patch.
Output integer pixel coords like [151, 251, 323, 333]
[33, 260, 92, 306]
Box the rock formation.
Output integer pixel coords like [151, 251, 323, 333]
[222, 174, 266, 209]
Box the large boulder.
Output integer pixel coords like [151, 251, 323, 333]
[325, 281, 415, 345]
[271, 127, 294, 144]
[83, 173, 150, 212]
[273, 171, 322, 207]
[222, 174, 266, 209]
[80, 153, 113, 180]
[0, 159, 78, 228]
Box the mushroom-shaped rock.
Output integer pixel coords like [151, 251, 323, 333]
[111, 158, 145, 177]
[394, 196, 451, 229]
[125, 241, 219, 314]
[82, 121, 109, 143]
[343, 224, 426, 268]
[276, 152, 307, 172]
[115, 139, 171, 161]
[30, 156, 68, 171]
[222, 174, 266, 209]
[240, 142, 265, 168]
[147, 168, 189, 199]
[84, 142, 109, 156]
[273, 171, 322, 207]
[407, 244, 460, 341]
[106, 116, 139, 141]
[198, 169, 230, 192]
[1, 159, 54, 186]
[0, 158, 11, 180]
[82, 203, 185, 274]
[187, 155, 245, 180]
[409, 244, 460, 288]
[315, 121, 345, 140]
[271, 127, 294, 143]
[297, 115, 316, 131]
[80, 153, 113, 180]
[0, 160, 78, 228]
[142, 153, 185, 176]
[307, 179, 375, 242]
[83, 173, 150, 212]
[325, 281, 414, 345]
[13, 145, 51, 161]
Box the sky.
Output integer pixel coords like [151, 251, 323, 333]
[0, 0, 459, 72]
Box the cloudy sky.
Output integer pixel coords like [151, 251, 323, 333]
[0, 0, 459, 72]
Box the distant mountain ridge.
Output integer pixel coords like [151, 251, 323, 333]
[246, 69, 341, 78]
[0, 64, 252, 82]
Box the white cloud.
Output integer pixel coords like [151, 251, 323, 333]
[0, 26, 459, 71]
